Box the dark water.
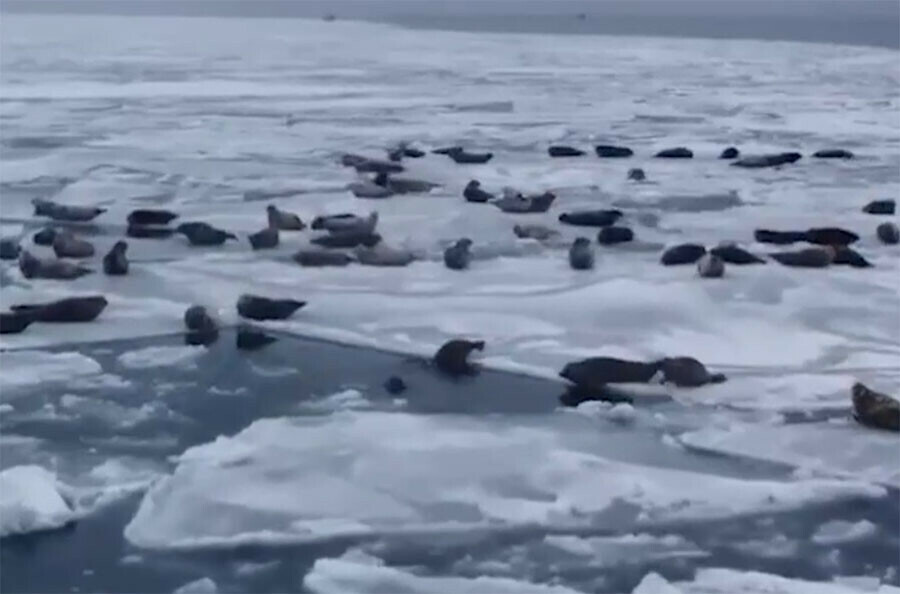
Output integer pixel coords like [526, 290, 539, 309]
[1, 330, 898, 593]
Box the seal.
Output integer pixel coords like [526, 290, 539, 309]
[804, 227, 859, 246]
[248, 226, 278, 250]
[659, 356, 726, 387]
[710, 243, 765, 264]
[127, 209, 178, 226]
[52, 231, 95, 259]
[877, 222, 900, 245]
[863, 200, 895, 215]
[432, 146, 463, 155]
[548, 146, 586, 157]
[0, 312, 34, 335]
[348, 180, 393, 199]
[558, 209, 623, 227]
[33, 227, 57, 246]
[655, 147, 693, 159]
[754, 229, 807, 245]
[384, 376, 407, 394]
[832, 246, 872, 268]
[33, 199, 106, 222]
[597, 226, 634, 245]
[769, 246, 835, 268]
[513, 224, 559, 241]
[184, 305, 219, 346]
[696, 253, 725, 278]
[493, 191, 556, 214]
[127, 225, 175, 239]
[851, 382, 899, 432]
[237, 294, 305, 321]
[11, 295, 107, 323]
[340, 153, 404, 174]
[103, 241, 129, 275]
[433, 339, 485, 376]
[755, 227, 858, 247]
[732, 152, 801, 168]
[355, 243, 415, 267]
[387, 142, 425, 161]
[311, 212, 377, 234]
[595, 145, 633, 158]
[627, 168, 646, 181]
[560, 357, 660, 388]
[568, 237, 595, 270]
[719, 147, 740, 159]
[463, 180, 495, 203]
[560, 355, 725, 389]
[176, 222, 238, 246]
[444, 238, 472, 270]
[312, 230, 381, 249]
[267, 205, 305, 230]
[236, 326, 278, 351]
[19, 250, 92, 280]
[445, 148, 493, 164]
[0, 238, 20, 260]
[293, 249, 352, 267]
[813, 149, 854, 159]
[373, 172, 440, 194]
[660, 243, 706, 266]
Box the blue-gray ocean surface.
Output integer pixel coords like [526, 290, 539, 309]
[0, 9, 898, 594]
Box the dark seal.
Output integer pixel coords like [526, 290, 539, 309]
[434, 339, 485, 376]
[236, 294, 305, 321]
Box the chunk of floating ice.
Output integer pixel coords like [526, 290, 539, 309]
[672, 568, 900, 593]
[0, 351, 102, 395]
[301, 389, 370, 412]
[0, 465, 74, 537]
[303, 549, 582, 594]
[632, 573, 682, 594]
[812, 520, 878, 545]
[680, 421, 900, 487]
[172, 577, 218, 594]
[124, 412, 886, 550]
[117, 345, 205, 370]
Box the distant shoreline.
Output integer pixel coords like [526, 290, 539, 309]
[1, 4, 898, 50]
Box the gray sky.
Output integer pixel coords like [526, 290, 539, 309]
[3, 0, 899, 48]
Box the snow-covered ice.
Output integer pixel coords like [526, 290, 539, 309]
[1, 10, 898, 592]
[304, 549, 582, 594]
[116, 345, 205, 370]
[123, 411, 886, 549]
[0, 465, 74, 537]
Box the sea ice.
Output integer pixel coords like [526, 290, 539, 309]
[304, 549, 583, 594]
[124, 412, 886, 549]
[0, 465, 74, 537]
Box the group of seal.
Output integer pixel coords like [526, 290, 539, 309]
[557, 355, 726, 406]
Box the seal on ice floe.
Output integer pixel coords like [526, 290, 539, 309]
[237, 294, 305, 321]
[852, 382, 899, 432]
[11, 295, 107, 323]
[444, 238, 472, 270]
[19, 250, 92, 280]
[568, 237, 594, 270]
[434, 339, 485, 376]
[103, 241, 129, 275]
